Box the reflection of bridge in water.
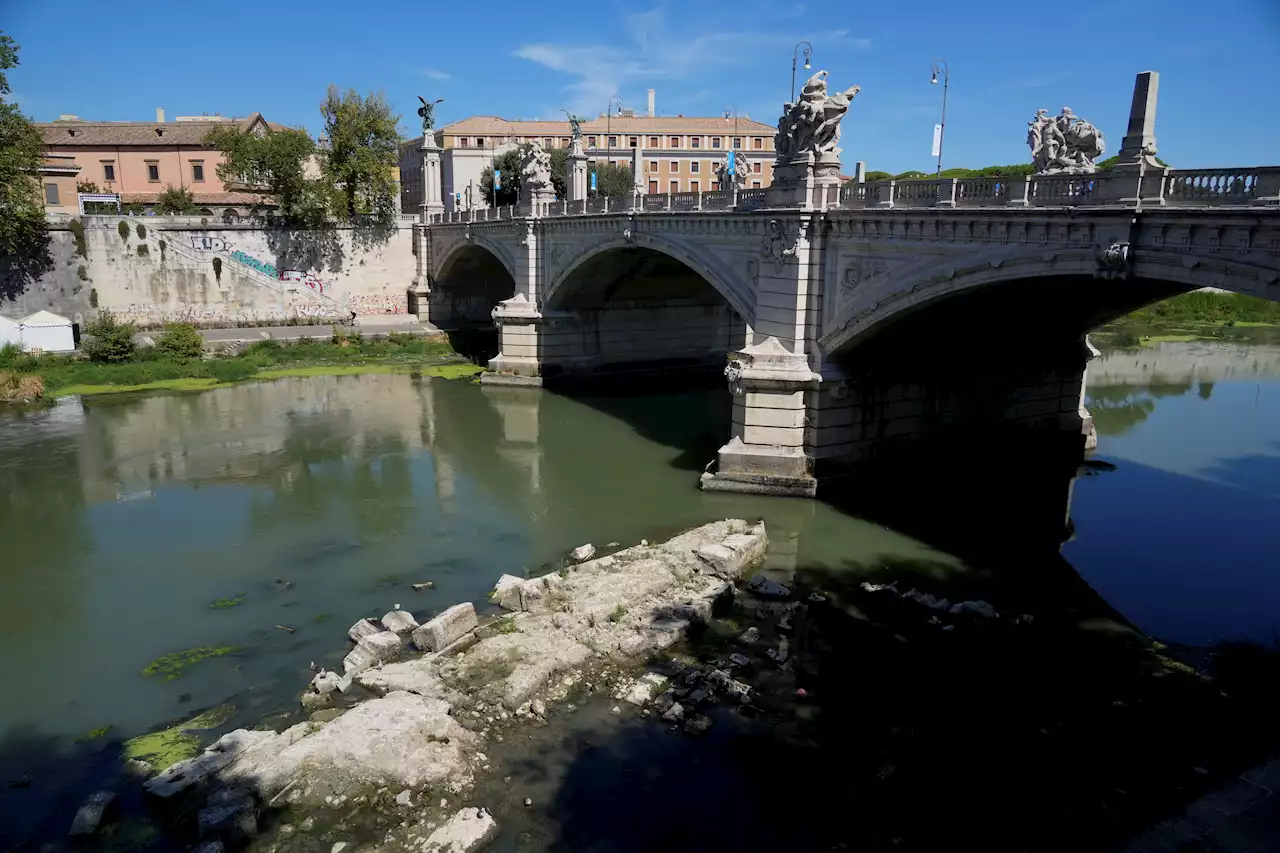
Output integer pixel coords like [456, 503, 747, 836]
[414, 71, 1280, 499]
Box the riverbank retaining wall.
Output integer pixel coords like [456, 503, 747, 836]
[1, 218, 417, 329]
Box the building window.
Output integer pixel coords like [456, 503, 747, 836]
[670, 161, 679, 173]
[459, 137, 469, 147]
[711, 181, 719, 191]
[544, 137, 552, 147]
[670, 136, 681, 148]
[649, 180, 658, 194]
[712, 137, 722, 149]
[691, 137, 700, 149]
[560, 137, 569, 146]
[733, 137, 742, 149]
[608, 135, 617, 148]
[753, 162, 762, 174]
[691, 161, 700, 173]
[752, 137, 763, 149]
[690, 179, 700, 192]
[752, 180, 761, 188]
[628, 136, 638, 147]
[476, 137, 485, 147]
[146, 162, 160, 182]
[648, 136, 659, 147]
[649, 160, 658, 173]
[44, 183, 59, 205]
[191, 161, 205, 182]
[102, 162, 116, 181]
[588, 136, 597, 147]
[669, 180, 679, 194]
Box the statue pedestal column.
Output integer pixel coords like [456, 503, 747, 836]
[766, 155, 817, 210]
[567, 145, 589, 209]
[420, 134, 444, 221]
[701, 337, 821, 498]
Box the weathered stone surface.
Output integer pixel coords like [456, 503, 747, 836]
[348, 618, 381, 643]
[445, 627, 593, 710]
[422, 807, 498, 853]
[381, 609, 419, 635]
[413, 603, 478, 652]
[623, 673, 670, 706]
[569, 543, 596, 563]
[492, 575, 524, 611]
[146, 730, 278, 798]
[355, 658, 453, 701]
[68, 791, 115, 836]
[343, 631, 401, 675]
[312, 671, 342, 695]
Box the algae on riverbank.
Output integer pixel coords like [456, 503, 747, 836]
[142, 646, 238, 682]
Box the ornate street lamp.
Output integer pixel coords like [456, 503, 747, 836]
[791, 41, 813, 104]
[930, 58, 949, 177]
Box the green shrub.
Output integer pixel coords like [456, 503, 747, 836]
[68, 218, 87, 257]
[77, 265, 88, 281]
[117, 221, 130, 241]
[89, 288, 98, 308]
[158, 239, 167, 260]
[154, 323, 204, 361]
[136, 223, 146, 240]
[81, 311, 137, 363]
[156, 185, 198, 215]
[212, 257, 222, 282]
[0, 342, 22, 366]
[136, 244, 149, 257]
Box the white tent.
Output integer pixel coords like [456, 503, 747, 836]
[19, 310, 76, 353]
[0, 315, 20, 350]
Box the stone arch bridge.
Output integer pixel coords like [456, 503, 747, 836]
[412, 77, 1280, 498]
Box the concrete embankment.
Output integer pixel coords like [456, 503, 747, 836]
[143, 519, 767, 852]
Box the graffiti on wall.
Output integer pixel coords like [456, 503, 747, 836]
[230, 250, 280, 279]
[280, 270, 327, 294]
[189, 236, 235, 253]
[344, 293, 405, 315]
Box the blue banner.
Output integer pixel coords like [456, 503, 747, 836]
[590, 171, 597, 191]
[494, 169, 501, 190]
[727, 151, 735, 176]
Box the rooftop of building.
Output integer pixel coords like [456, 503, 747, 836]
[38, 113, 289, 147]
[438, 114, 776, 136]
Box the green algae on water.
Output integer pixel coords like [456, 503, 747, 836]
[142, 645, 237, 682]
[122, 704, 236, 768]
[75, 724, 113, 743]
[210, 593, 245, 609]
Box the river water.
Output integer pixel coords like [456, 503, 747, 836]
[1, 340, 1278, 845]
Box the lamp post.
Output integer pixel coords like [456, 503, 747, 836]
[791, 41, 813, 104]
[605, 97, 624, 195]
[930, 58, 949, 178]
[723, 106, 739, 192]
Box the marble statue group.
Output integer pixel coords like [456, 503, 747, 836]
[774, 71, 862, 162]
[1027, 107, 1106, 175]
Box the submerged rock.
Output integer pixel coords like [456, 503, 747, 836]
[746, 575, 791, 598]
[68, 791, 116, 836]
[198, 788, 256, 842]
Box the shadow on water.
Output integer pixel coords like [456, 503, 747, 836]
[483, 466, 1280, 853]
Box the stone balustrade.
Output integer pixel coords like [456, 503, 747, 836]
[423, 166, 1280, 225]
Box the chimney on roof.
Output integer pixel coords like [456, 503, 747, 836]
[647, 89, 655, 117]
[58, 114, 80, 122]
[156, 107, 165, 123]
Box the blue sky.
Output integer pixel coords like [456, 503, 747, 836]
[5, 0, 1278, 173]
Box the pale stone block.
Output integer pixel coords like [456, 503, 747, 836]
[741, 405, 806, 429]
[422, 808, 498, 853]
[381, 609, 419, 635]
[412, 603, 478, 651]
[348, 618, 381, 643]
[735, 423, 805, 447]
[343, 631, 401, 675]
[743, 390, 805, 410]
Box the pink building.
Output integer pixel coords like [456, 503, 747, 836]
[37, 109, 286, 218]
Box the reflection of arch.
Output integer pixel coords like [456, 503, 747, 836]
[546, 232, 754, 324]
[434, 235, 517, 284]
[822, 249, 1280, 356]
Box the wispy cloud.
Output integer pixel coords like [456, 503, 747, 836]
[514, 6, 871, 114]
[420, 68, 451, 81]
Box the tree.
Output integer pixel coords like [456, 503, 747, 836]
[319, 86, 400, 220]
[156, 185, 198, 214]
[594, 162, 634, 198]
[479, 147, 524, 207]
[81, 310, 136, 363]
[0, 31, 52, 302]
[1097, 154, 1169, 171]
[206, 124, 327, 224]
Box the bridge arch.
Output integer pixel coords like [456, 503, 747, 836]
[433, 234, 518, 285]
[545, 231, 755, 325]
[820, 248, 1280, 357]
[428, 240, 518, 361]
